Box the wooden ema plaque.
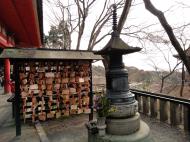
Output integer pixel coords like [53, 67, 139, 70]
[19, 61, 91, 123]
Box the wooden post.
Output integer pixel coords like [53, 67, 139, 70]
[136, 95, 142, 112]
[142, 96, 149, 115]
[14, 62, 21, 136]
[183, 104, 190, 131]
[4, 59, 11, 93]
[170, 102, 181, 126]
[89, 62, 93, 121]
[160, 100, 168, 122]
[150, 97, 157, 118]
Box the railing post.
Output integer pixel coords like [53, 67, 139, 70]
[142, 96, 149, 115]
[160, 100, 168, 122]
[183, 104, 190, 131]
[150, 97, 157, 118]
[170, 102, 181, 126]
[136, 95, 142, 112]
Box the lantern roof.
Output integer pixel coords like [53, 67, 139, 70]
[95, 31, 141, 55]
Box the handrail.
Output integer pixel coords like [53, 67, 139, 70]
[93, 86, 190, 131]
[93, 86, 190, 105]
[130, 89, 190, 105]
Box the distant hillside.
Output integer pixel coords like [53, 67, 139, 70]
[92, 65, 181, 85]
[92, 66, 105, 77]
[92, 65, 189, 98]
[92, 66, 105, 89]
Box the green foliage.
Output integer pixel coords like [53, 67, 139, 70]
[95, 94, 116, 117]
[44, 20, 71, 49]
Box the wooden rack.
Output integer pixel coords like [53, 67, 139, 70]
[19, 61, 91, 123]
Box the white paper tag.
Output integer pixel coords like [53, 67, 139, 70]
[33, 89, 39, 94]
[71, 105, 78, 110]
[45, 72, 55, 78]
[25, 67, 30, 71]
[29, 84, 38, 90]
[38, 67, 45, 72]
[79, 78, 84, 83]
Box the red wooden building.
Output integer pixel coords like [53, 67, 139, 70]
[0, 0, 43, 93]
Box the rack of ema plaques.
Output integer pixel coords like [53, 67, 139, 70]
[19, 61, 91, 123]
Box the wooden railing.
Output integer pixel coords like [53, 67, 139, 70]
[93, 85, 190, 132]
[131, 89, 190, 132]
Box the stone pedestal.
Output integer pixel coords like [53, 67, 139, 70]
[106, 113, 140, 135]
[96, 121, 153, 142]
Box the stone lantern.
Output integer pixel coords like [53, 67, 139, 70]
[94, 4, 153, 142]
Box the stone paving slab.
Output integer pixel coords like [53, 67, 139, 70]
[0, 91, 40, 142]
[41, 114, 190, 142]
[141, 114, 190, 142]
[35, 121, 50, 142]
[41, 115, 89, 142]
[0, 124, 40, 142]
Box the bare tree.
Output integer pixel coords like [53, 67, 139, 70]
[114, 0, 190, 74]
[74, 0, 96, 50]
[159, 62, 181, 93]
[45, 0, 125, 51]
[142, 0, 190, 75]
[87, 0, 113, 51]
[117, 0, 133, 34]
[147, 48, 181, 93]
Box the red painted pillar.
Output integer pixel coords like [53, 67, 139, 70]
[4, 59, 11, 93]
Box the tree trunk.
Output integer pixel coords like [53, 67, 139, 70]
[117, 0, 133, 34]
[180, 63, 185, 97]
[160, 77, 164, 93]
[102, 55, 109, 72]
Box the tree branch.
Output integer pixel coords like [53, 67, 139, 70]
[143, 0, 190, 75]
[117, 0, 133, 34]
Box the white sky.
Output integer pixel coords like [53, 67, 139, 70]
[43, 0, 190, 71]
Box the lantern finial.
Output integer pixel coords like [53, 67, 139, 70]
[112, 4, 117, 32]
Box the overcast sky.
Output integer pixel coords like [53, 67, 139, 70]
[43, 0, 190, 71]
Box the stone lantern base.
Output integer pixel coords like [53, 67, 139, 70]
[94, 120, 153, 142]
[106, 113, 140, 135]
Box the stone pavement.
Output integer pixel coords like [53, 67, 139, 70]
[41, 115, 88, 142]
[0, 85, 190, 142]
[141, 114, 190, 142]
[40, 114, 190, 142]
[0, 87, 40, 142]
